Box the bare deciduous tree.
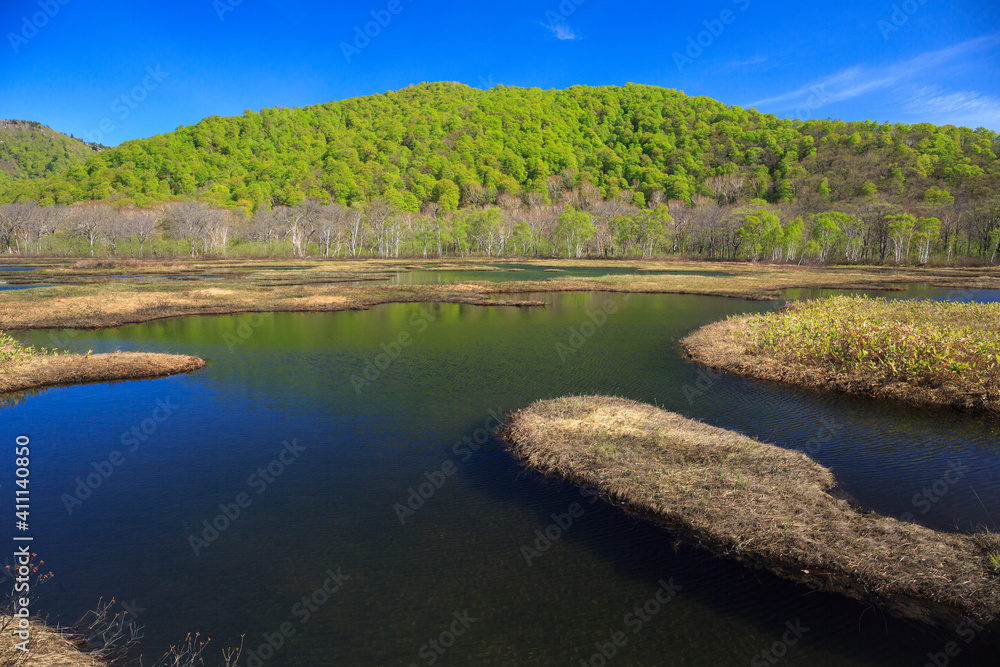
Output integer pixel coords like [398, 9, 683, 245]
[705, 173, 747, 206]
[126, 209, 162, 256]
[66, 203, 117, 256]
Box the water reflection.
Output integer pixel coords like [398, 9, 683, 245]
[3, 289, 998, 665]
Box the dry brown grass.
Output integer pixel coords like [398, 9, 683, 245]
[0, 618, 95, 667]
[2, 259, 1000, 331]
[0, 351, 205, 395]
[0, 282, 544, 331]
[684, 297, 1000, 413]
[505, 396, 1000, 628]
[486, 262, 1000, 301]
[70, 258, 187, 271]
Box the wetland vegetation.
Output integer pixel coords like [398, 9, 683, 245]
[1, 272, 999, 664]
[505, 396, 1000, 628]
[1, 257, 999, 330]
[0, 328, 204, 394]
[684, 295, 1000, 413]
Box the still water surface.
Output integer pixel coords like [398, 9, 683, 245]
[389, 264, 734, 284]
[3, 289, 999, 665]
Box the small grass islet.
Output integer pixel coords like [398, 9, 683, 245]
[0, 328, 205, 395]
[505, 396, 1000, 628]
[684, 295, 1000, 413]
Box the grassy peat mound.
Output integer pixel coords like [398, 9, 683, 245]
[0, 330, 205, 394]
[684, 295, 1000, 413]
[0, 618, 96, 666]
[505, 396, 1000, 627]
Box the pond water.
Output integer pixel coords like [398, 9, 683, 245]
[2, 288, 999, 665]
[390, 264, 734, 284]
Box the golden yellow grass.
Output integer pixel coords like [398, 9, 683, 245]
[0, 352, 205, 395]
[505, 396, 1000, 626]
[0, 331, 205, 395]
[2, 258, 1000, 331]
[0, 282, 544, 330]
[684, 296, 1000, 413]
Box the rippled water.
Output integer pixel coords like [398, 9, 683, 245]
[3, 288, 998, 665]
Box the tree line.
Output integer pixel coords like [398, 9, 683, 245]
[3, 183, 998, 264]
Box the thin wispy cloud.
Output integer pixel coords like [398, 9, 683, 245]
[747, 34, 1000, 126]
[729, 55, 768, 67]
[542, 22, 580, 41]
[902, 85, 1000, 128]
[749, 66, 896, 109]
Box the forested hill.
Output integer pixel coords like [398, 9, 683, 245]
[4, 82, 998, 212]
[0, 120, 102, 190]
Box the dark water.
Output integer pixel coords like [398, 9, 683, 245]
[2, 289, 999, 666]
[0, 266, 38, 272]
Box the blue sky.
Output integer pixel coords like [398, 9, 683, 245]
[1, 0, 997, 145]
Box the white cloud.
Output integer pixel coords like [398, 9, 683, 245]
[746, 34, 1000, 126]
[543, 21, 579, 41]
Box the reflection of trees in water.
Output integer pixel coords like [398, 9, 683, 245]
[0, 389, 40, 409]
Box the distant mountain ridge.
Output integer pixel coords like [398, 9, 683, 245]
[1, 82, 997, 211]
[0, 119, 103, 193]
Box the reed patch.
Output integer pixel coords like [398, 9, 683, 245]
[684, 296, 1000, 413]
